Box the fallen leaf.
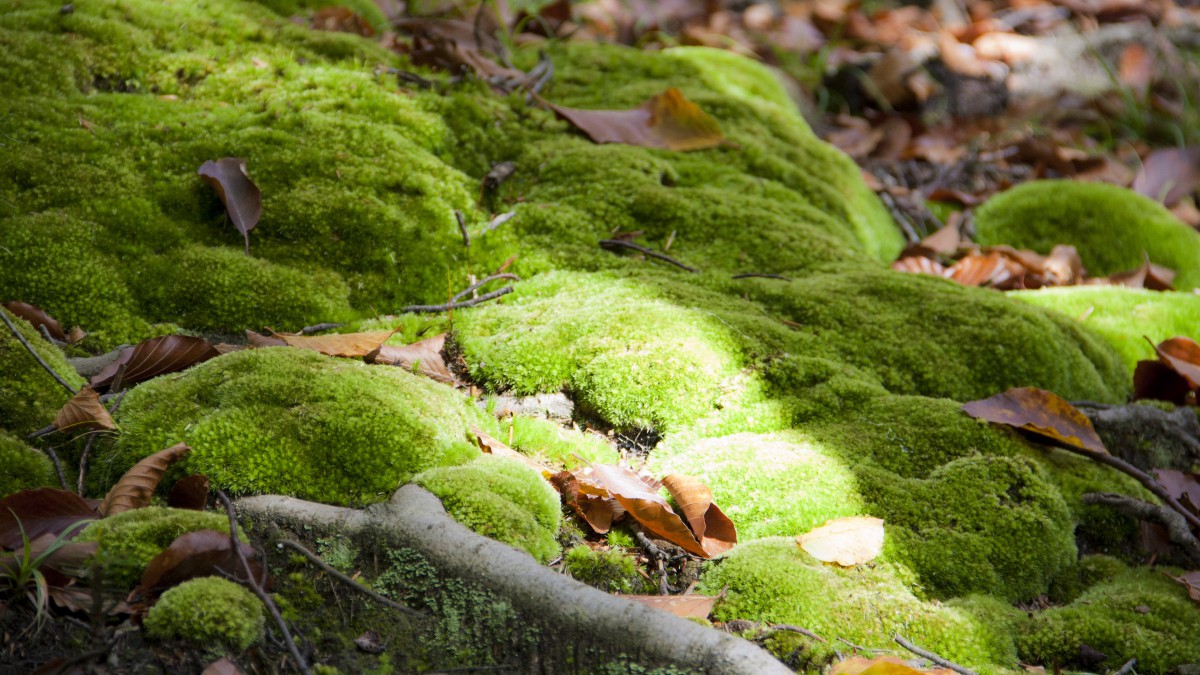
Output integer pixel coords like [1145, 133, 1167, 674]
[832, 655, 953, 675]
[90, 335, 221, 392]
[891, 256, 948, 276]
[366, 333, 457, 384]
[947, 251, 1024, 288]
[1132, 359, 1193, 405]
[354, 630, 386, 654]
[133, 529, 261, 600]
[470, 425, 553, 474]
[245, 329, 287, 348]
[1102, 253, 1176, 290]
[167, 475, 211, 511]
[198, 158, 262, 254]
[403, 18, 527, 89]
[311, 6, 374, 36]
[796, 516, 884, 566]
[52, 387, 116, 433]
[2, 301, 66, 341]
[588, 463, 710, 557]
[202, 657, 245, 675]
[66, 326, 87, 345]
[1042, 245, 1084, 286]
[274, 329, 396, 358]
[1117, 43, 1153, 96]
[1154, 469, 1200, 515]
[1151, 337, 1200, 389]
[0, 533, 97, 579]
[0, 488, 97, 550]
[661, 474, 737, 556]
[962, 387, 1108, 454]
[548, 88, 726, 151]
[623, 594, 718, 619]
[549, 470, 616, 534]
[1171, 570, 1200, 604]
[1133, 147, 1200, 207]
[100, 443, 192, 516]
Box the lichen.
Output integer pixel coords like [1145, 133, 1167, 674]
[143, 576, 265, 651]
[0, 430, 56, 498]
[0, 307, 87, 436]
[975, 181, 1200, 289]
[76, 507, 236, 587]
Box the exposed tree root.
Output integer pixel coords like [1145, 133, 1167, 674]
[1083, 492, 1200, 565]
[236, 485, 790, 675]
[1076, 402, 1200, 470]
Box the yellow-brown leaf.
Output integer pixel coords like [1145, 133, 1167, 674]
[797, 516, 885, 567]
[274, 329, 397, 358]
[100, 443, 191, 516]
[53, 387, 116, 433]
[962, 387, 1108, 454]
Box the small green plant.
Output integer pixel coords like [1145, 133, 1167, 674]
[0, 515, 93, 635]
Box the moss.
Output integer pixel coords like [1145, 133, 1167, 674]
[0, 430, 56, 497]
[0, 308, 87, 436]
[1047, 554, 1129, 604]
[1016, 566, 1200, 673]
[700, 538, 1018, 670]
[975, 181, 1200, 289]
[76, 507, 235, 588]
[499, 415, 619, 468]
[143, 576, 264, 651]
[1009, 286, 1200, 372]
[413, 455, 561, 563]
[563, 545, 639, 594]
[101, 348, 485, 506]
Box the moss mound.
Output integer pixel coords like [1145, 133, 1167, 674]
[0, 308, 87, 436]
[104, 348, 485, 505]
[144, 576, 265, 650]
[0, 430, 56, 498]
[975, 181, 1200, 289]
[76, 507, 236, 587]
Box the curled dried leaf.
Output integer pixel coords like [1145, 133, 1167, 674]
[367, 333, 457, 384]
[588, 463, 709, 557]
[549, 88, 726, 151]
[100, 443, 192, 516]
[623, 594, 718, 619]
[133, 529, 261, 601]
[661, 474, 737, 557]
[53, 386, 116, 433]
[0, 488, 97, 550]
[3, 301, 66, 341]
[198, 158, 261, 254]
[963, 387, 1108, 454]
[90, 335, 221, 392]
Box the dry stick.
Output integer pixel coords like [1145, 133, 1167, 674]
[732, 273, 792, 281]
[1113, 657, 1138, 675]
[44, 444, 69, 491]
[894, 635, 976, 675]
[768, 625, 826, 643]
[278, 539, 425, 618]
[0, 308, 77, 395]
[599, 239, 698, 273]
[1084, 493, 1200, 564]
[300, 322, 345, 335]
[451, 273, 521, 304]
[1057, 445, 1200, 532]
[455, 210, 470, 248]
[38, 323, 65, 348]
[400, 286, 513, 314]
[837, 636, 877, 653]
[216, 491, 311, 675]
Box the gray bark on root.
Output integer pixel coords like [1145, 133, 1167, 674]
[1077, 402, 1200, 471]
[1083, 492, 1200, 565]
[236, 484, 790, 675]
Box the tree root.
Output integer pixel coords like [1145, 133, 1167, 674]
[1075, 402, 1200, 470]
[236, 485, 789, 675]
[1083, 492, 1200, 565]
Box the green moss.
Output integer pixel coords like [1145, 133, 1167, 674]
[1016, 566, 1200, 673]
[976, 181, 1200, 289]
[700, 538, 1017, 669]
[144, 576, 264, 650]
[101, 348, 485, 505]
[1047, 555, 1129, 604]
[499, 415, 619, 468]
[563, 545, 639, 594]
[0, 308, 87, 436]
[1009, 286, 1200, 371]
[413, 455, 561, 563]
[76, 507, 235, 588]
[0, 430, 56, 497]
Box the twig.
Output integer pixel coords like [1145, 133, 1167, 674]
[767, 624, 826, 643]
[43, 444, 68, 491]
[400, 287, 512, 313]
[78, 389, 127, 494]
[451, 274, 520, 303]
[1054, 445, 1200, 531]
[732, 273, 792, 281]
[277, 539, 425, 617]
[1113, 658, 1138, 675]
[837, 636, 878, 652]
[38, 324, 66, 348]
[481, 211, 515, 236]
[455, 210, 469, 248]
[0, 308, 77, 394]
[217, 491, 311, 675]
[300, 323, 345, 335]
[894, 635, 976, 675]
[1084, 492, 1200, 564]
[599, 239, 698, 273]
[41, 642, 115, 675]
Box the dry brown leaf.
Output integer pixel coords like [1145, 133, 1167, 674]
[274, 329, 396, 358]
[245, 329, 287, 347]
[623, 594, 718, 619]
[133, 529, 261, 601]
[90, 334, 221, 392]
[1042, 245, 1084, 286]
[366, 333, 457, 384]
[1102, 253, 1176, 290]
[470, 425, 553, 474]
[1171, 570, 1200, 604]
[1133, 147, 1200, 207]
[962, 387, 1108, 454]
[202, 657, 245, 675]
[1153, 337, 1200, 389]
[549, 88, 725, 152]
[0, 488, 97, 550]
[198, 158, 261, 254]
[588, 463, 709, 557]
[549, 470, 616, 534]
[832, 655, 956, 675]
[3, 301, 66, 341]
[661, 474, 737, 556]
[312, 6, 374, 36]
[947, 251, 1024, 287]
[53, 387, 116, 433]
[167, 475, 211, 511]
[100, 443, 192, 516]
[796, 516, 884, 566]
[1153, 469, 1200, 515]
[891, 256, 949, 276]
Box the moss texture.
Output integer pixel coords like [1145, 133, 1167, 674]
[975, 181, 1200, 289]
[143, 576, 265, 650]
[563, 545, 640, 594]
[0, 430, 56, 498]
[76, 507, 236, 588]
[0, 308, 87, 436]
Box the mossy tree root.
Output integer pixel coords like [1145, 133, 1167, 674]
[236, 485, 790, 675]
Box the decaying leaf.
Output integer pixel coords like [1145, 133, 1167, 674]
[133, 529, 261, 600]
[245, 329, 287, 348]
[53, 387, 116, 433]
[90, 334, 221, 392]
[962, 387, 1108, 454]
[661, 474, 737, 557]
[796, 516, 884, 567]
[1154, 469, 1200, 514]
[3, 301, 66, 341]
[832, 655, 956, 675]
[549, 470, 616, 534]
[946, 251, 1024, 288]
[198, 158, 261, 254]
[1171, 570, 1200, 604]
[202, 657, 245, 675]
[1151, 337, 1200, 389]
[1133, 336, 1200, 404]
[1103, 253, 1176, 290]
[1133, 146, 1200, 207]
[273, 329, 397, 358]
[403, 18, 527, 89]
[100, 443, 192, 516]
[548, 88, 726, 151]
[587, 463, 709, 558]
[168, 474, 211, 511]
[0, 488, 97, 551]
[623, 594, 718, 619]
[470, 425, 553, 474]
[0, 533, 97, 579]
[311, 6, 374, 36]
[367, 333, 457, 384]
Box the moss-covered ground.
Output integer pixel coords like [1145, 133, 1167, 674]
[0, 0, 1197, 672]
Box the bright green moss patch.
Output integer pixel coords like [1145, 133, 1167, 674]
[1009, 286, 1200, 371]
[76, 507, 236, 588]
[976, 181, 1200, 289]
[700, 538, 1018, 670]
[144, 576, 265, 650]
[563, 545, 641, 594]
[0, 308, 87, 436]
[1016, 565, 1200, 673]
[0, 430, 56, 498]
[498, 415, 619, 468]
[103, 348, 485, 505]
[414, 455, 561, 563]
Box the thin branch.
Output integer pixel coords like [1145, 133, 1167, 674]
[300, 323, 345, 335]
[455, 210, 469, 248]
[1056, 445, 1200, 531]
[732, 273, 792, 281]
[599, 239, 698, 273]
[43, 444, 68, 491]
[1084, 492, 1200, 564]
[451, 274, 520, 303]
[0, 309, 77, 395]
[894, 635, 976, 675]
[216, 491, 311, 675]
[1113, 658, 1138, 675]
[837, 636, 878, 653]
[38, 323, 66, 348]
[767, 624, 826, 643]
[400, 286, 513, 314]
[277, 539, 425, 618]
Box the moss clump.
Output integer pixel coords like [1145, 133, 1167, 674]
[700, 538, 1017, 669]
[102, 348, 485, 506]
[0, 308, 87, 436]
[76, 507, 235, 587]
[413, 456, 561, 563]
[1009, 286, 1200, 371]
[499, 415, 619, 468]
[144, 576, 264, 650]
[975, 181, 1200, 289]
[1016, 565, 1200, 673]
[1047, 554, 1129, 604]
[0, 430, 56, 497]
[563, 545, 639, 594]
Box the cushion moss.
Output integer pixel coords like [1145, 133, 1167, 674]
[0, 307, 87, 436]
[143, 576, 265, 651]
[0, 430, 57, 498]
[76, 507, 236, 588]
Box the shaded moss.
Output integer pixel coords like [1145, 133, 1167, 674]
[563, 545, 639, 594]
[144, 576, 264, 650]
[0, 308, 87, 436]
[76, 507, 235, 588]
[976, 181, 1200, 289]
[1047, 554, 1129, 605]
[0, 430, 56, 498]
